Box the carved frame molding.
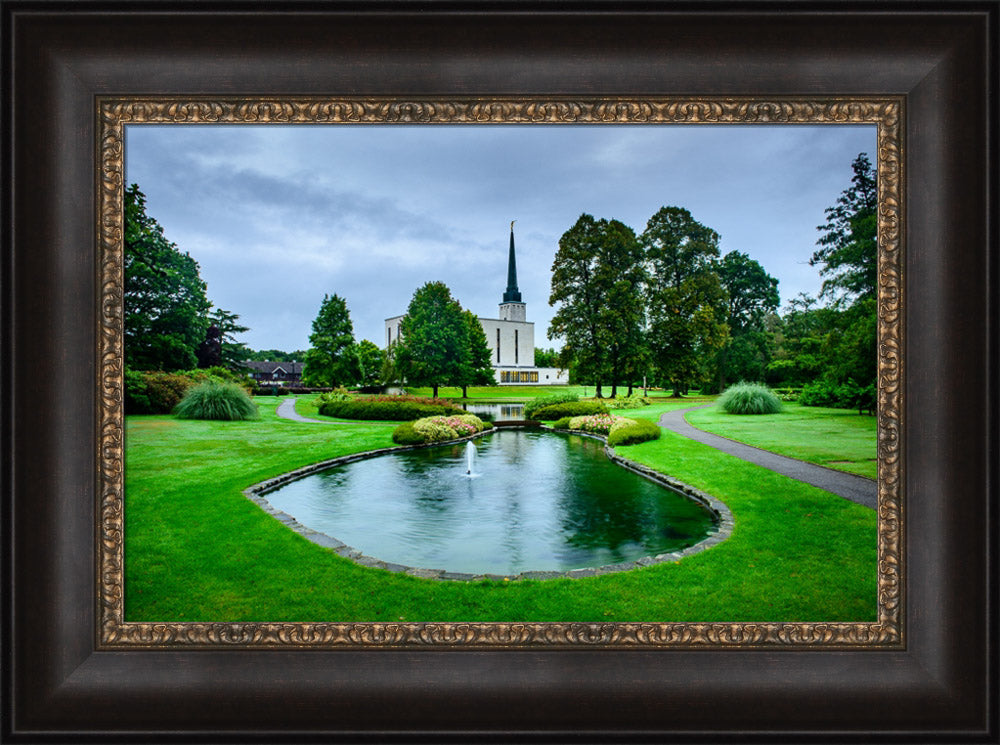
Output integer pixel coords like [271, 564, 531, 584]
[97, 96, 903, 648]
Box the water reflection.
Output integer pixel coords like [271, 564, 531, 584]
[265, 429, 717, 575]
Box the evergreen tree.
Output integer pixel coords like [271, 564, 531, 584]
[641, 206, 729, 396]
[302, 294, 358, 387]
[207, 307, 251, 370]
[810, 152, 878, 303]
[395, 282, 468, 398]
[124, 184, 211, 371]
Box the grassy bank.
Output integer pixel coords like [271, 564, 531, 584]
[124, 396, 876, 623]
[685, 402, 877, 479]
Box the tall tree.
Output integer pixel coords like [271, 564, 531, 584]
[124, 184, 211, 371]
[457, 310, 495, 398]
[714, 250, 780, 389]
[207, 307, 251, 370]
[548, 215, 608, 395]
[641, 206, 729, 396]
[395, 281, 468, 398]
[810, 152, 878, 303]
[301, 293, 359, 387]
[592, 219, 647, 397]
[354, 339, 385, 391]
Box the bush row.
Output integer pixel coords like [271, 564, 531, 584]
[318, 399, 463, 421]
[392, 414, 488, 445]
[530, 400, 608, 420]
[523, 392, 580, 419]
[799, 379, 876, 413]
[125, 367, 253, 414]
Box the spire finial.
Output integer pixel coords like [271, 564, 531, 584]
[510, 219, 516, 232]
[503, 221, 522, 303]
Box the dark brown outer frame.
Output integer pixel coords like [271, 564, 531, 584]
[2, 2, 996, 741]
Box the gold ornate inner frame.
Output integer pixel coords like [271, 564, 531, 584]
[97, 96, 903, 649]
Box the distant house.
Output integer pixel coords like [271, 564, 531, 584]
[244, 360, 304, 385]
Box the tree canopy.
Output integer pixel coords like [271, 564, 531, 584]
[124, 184, 211, 371]
[642, 206, 729, 396]
[395, 281, 469, 398]
[457, 309, 495, 397]
[810, 152, 878, 304]
[302, 293, 359, 387]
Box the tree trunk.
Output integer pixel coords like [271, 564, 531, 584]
[611, 383, 618, 398]
[432, 383, 439, 398]
[595, 382, 603, 398]
[672, 381, 681, 397]
[627, 382, 633, 396]
[461, 384, 468, 399]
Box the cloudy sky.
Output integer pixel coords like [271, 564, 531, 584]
[125, 123, 875, 354]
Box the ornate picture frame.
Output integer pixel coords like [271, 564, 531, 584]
[4, 3, 995, 740]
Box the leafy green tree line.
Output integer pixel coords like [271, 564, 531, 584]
[548, 153, 877, 409]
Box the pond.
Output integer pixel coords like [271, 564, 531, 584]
[262, 429, 719, 576]
[460, 402, 525, 421]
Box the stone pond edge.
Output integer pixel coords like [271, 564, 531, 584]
[242, 426, 735, 582]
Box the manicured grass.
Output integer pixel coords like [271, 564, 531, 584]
[125, 396, 877, 622]
[685, 401, 877, 480]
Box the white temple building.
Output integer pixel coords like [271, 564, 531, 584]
[385, 224, 569, 386]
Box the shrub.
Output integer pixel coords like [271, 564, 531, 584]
[318, 399, 463, 421]
[314, 386, 353, 407]
[607, 418, 661, 446]
[174, 381, 259, 421]
[567, 413, 621, 435]
[125, 370, 197, 414]
[391, 421, 425, 445]
[523, 392, 579, 419]
[609, 392, 650, 409]
[718, 382, 783, 415]
[799, 378, 875, 413]
[393, 414, 488, 445]
[550, 416, 574, 430]
[531, 401, 609, 420]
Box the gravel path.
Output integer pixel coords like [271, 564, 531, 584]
[657, 405, 877, 509]
[275, 397, 328, 423]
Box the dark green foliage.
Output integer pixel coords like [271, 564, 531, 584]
[245, 349, 308, 362]
[390, 421, 424, 445]
[523, 391, 579, 419]
[125, 370, 195, 414]
[551, 416, 574, 430]
[607, 418, 661, 446]
[318, 399, 463, 421]
[714, 251, 780, 390]
[799, 379, 876, 413]
[642, 206, 730, 396]
[302, 294, 359, 387]
[124, 184, 212, 371]
[395, 282, 469, 398]
[718, 382, 783, 415]
[174, 381, 259, 421]
[207, 308, 252, 370]
[458, 309, 495, 396]
[354, 339, 385, 391]
[548, 214, 646, 398]
[534, 347, 561, 368]
[810, 153, 877, 303]
[531, 401, 609, 420]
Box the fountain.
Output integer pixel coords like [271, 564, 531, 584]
[465, 440, 477, 476]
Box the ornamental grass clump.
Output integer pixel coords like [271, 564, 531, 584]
[392, 414, 487, 445]
[174, 381, 259, 421]
[718, 382, 783, 415]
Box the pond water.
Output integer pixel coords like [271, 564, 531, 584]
[461, 402, 525, 421]
[263, 429, 718, 575]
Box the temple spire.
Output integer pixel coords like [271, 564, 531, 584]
[503, 220, 522, 303]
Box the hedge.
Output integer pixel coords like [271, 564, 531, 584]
[530, 400, 609, 420]
[606, 417, 661, 446]
[318, 399, 464, 421]
[523, 392, 579, 419]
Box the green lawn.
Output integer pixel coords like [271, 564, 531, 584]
[685, 402, 878, 480]
[124, 396, 877, 623]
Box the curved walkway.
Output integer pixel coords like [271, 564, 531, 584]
[658, 405, 877, 510]
[275, 397, 327, 423]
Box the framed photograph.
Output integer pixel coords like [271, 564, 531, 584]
[3, 2, 996, 741]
